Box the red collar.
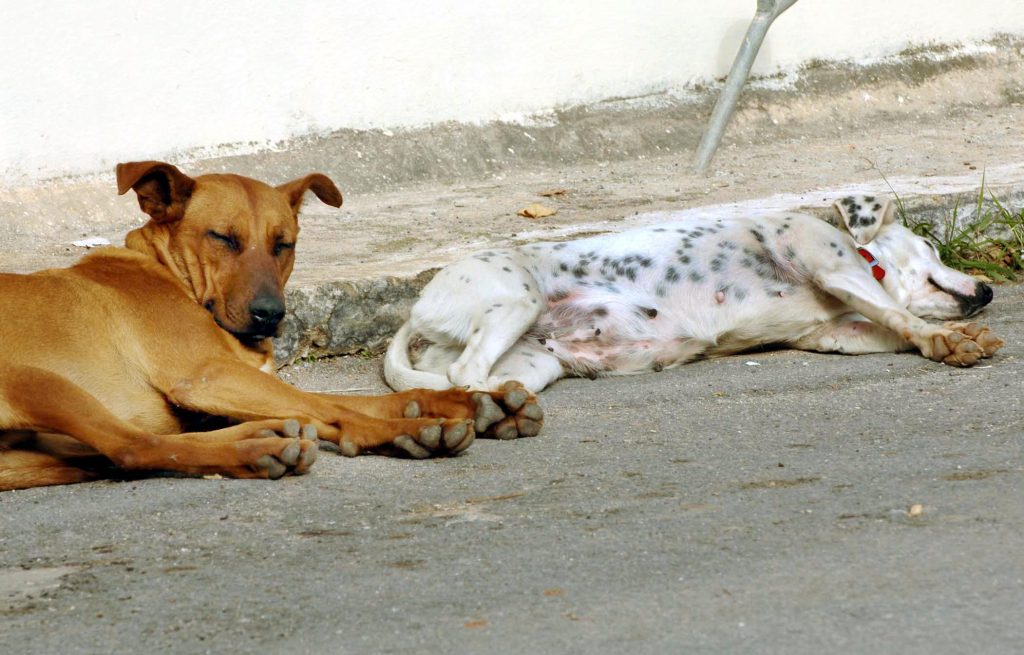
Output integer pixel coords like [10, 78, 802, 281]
[857, 247, 886, 281]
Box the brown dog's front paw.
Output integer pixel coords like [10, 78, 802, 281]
[473, 381, 544, 439]
[243, 419, 319, 478]
[392, 419, 475, 458]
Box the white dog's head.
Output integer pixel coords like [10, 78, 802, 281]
[832, 195, 993, 319]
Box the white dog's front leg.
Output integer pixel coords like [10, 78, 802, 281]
[791, 315, 913, 355]
[810, 266, 985, 366]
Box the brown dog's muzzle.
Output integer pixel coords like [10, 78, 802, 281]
[247, 293, 286, 338]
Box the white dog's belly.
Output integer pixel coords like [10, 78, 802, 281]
[532, 278, 839, 377]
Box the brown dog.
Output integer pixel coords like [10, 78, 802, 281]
[0, 162, 542, 491]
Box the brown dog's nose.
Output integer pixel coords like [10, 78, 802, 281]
[249, 295, 286, 335]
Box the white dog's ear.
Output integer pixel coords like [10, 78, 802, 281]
[832, 195, 895, 245]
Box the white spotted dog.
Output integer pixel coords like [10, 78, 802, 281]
[386, 195, 1003, 393]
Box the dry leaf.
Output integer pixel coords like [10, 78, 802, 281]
[517, 203, 557, 219]
[538, 188, 569, 197]
[464, 619, 488, 629]
[544, 588, 565, 597]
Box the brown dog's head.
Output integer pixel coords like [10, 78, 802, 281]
[117, 161, 342, 346]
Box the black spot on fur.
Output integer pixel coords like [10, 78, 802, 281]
[554, 243, 567, 250]
[749, 229, 765, 243]
[502, 266, 512, 272]
[642, 307, 658, 318]
[665, 266, 680, 283]
[559, 262, 568, 272]
[689, 271, 704, 283]
[594, 307, 608, 317]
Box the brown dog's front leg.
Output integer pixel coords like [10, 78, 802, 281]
[311, 380, 543, 440]
[163, 359, 476, 457]
[0, 367, 317, 487]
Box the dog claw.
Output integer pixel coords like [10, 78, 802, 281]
[298, 442, 318, 471]
[472, 392, 506, 432]
[516, 417, 543, 437]
[302, 424, 318, 441]
[278, 439, 302, 465]
[339, 439, 360, 458]
[500, 382, 529, 410]
[519, 403, 544, 422]
[256, 454, 287, 480]
[449, 428, 475, 453]
[492, 417, 520, 440]
[442, 421, 469, 449]
[282, 419, 301, 438]
[417, 424, 442, 449]
[394, 434, 430, 459]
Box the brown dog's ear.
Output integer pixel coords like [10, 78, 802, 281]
[116, 161, 196, 223]
[277, 173, 343, 215]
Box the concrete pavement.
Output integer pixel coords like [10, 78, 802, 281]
[1, 286, 1021, 654]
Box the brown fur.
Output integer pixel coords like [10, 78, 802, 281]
[0, 162, 541, 490]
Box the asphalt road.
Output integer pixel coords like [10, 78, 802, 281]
[1, 287, 1022, 654]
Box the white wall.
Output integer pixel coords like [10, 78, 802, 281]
[2, 0, 1023, 182]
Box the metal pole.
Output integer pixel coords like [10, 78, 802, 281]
[693, 0, 798, 174]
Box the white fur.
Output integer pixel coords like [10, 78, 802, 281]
[385, 197, 993, 392]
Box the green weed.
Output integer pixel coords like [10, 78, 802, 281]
[882, 172, 1024, 282]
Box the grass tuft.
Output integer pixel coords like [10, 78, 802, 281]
[880, 171, 1024, 282]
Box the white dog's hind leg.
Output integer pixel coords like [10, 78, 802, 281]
[447, 297, 543, 389]
[484, 341, 564, 393]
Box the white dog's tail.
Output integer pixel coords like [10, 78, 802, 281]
[384, 321, 455, 391]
